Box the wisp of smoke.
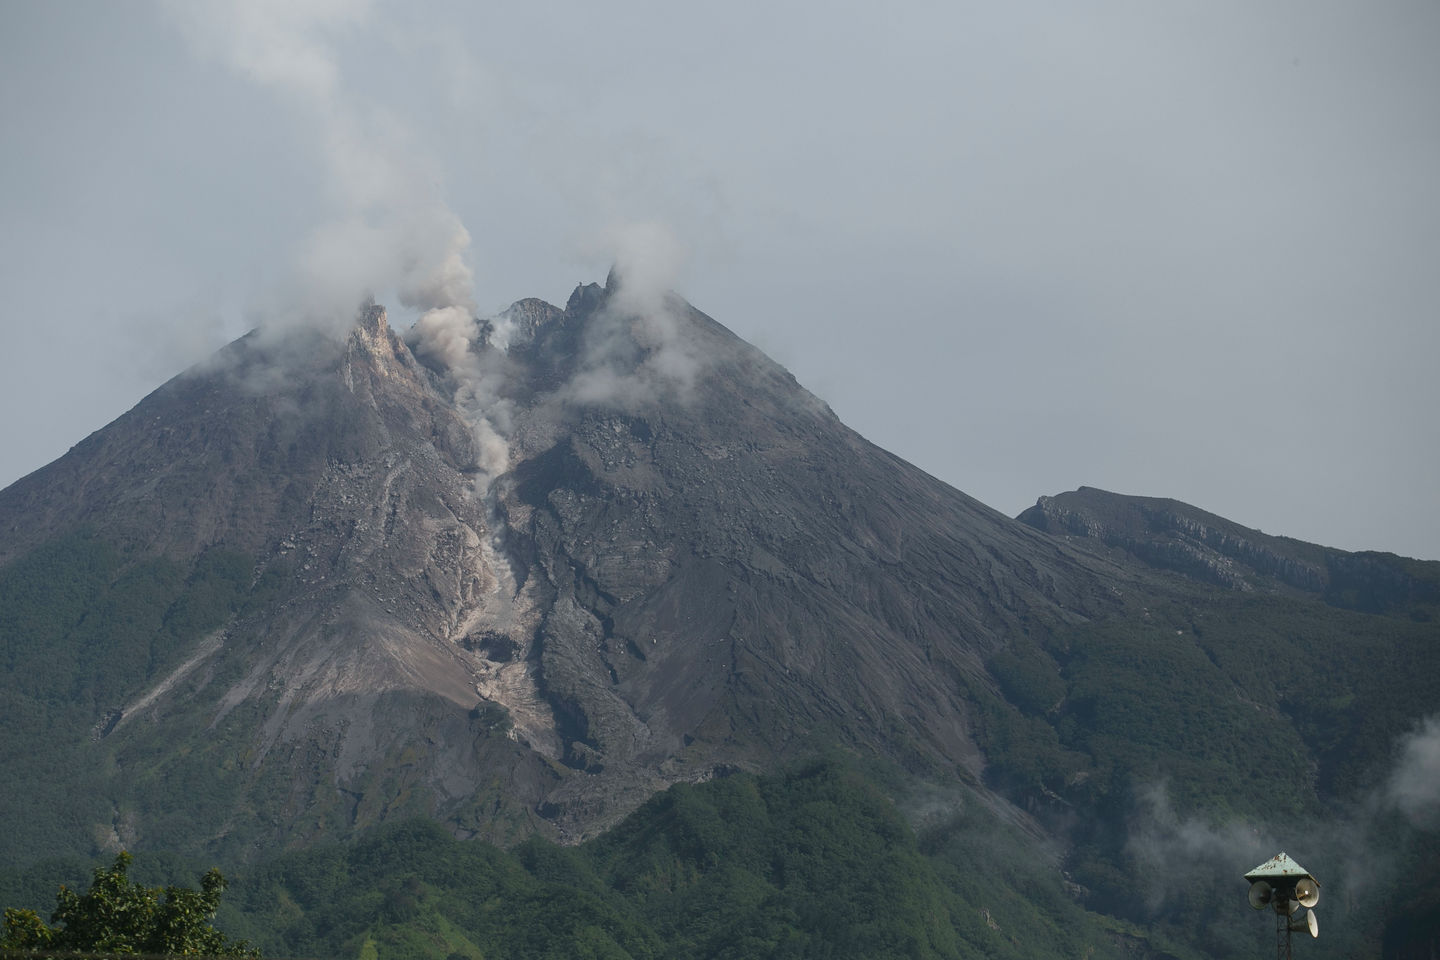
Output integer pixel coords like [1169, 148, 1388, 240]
[166, 6, 724, 491]
[165, 0, 512, 491]
[410, 305, 476, 371]
[162, 0, 365, 106]
[564, 220, 704, 408]
[165, 0, 477, 334]
[1126, 712, 1440, 923]
[1387, 714, 1440, 829]
[602, 220, 688, 319]
[1126, 782, 1274, 911]
[397, 219, 479, 316]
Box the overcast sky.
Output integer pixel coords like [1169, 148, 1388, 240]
[2, 1, 1437, 559]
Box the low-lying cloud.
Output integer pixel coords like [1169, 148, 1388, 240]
[1387, 715, 1440, 829]
[1126, 782, 1275, 911]
[1126, 713, 1440, 923]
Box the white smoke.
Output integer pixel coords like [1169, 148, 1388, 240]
[163, 0, 361, 105]
[163, 0, 513, 490]
[164, 2, 715, 440]
[1387, 714, 1440, 829]
[398, 221, 478, 315]
[1125, 781, 1276, 911]
[163, 0, 477, 333]
[410, 305, 476, 371]
[565, 219, 704, 408]
[163, 5, 724, 478]
[603, 220, 688, 319]
[448, 355, 514, 491]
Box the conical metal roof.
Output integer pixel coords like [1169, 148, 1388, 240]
[1244, 852, 1317, 884]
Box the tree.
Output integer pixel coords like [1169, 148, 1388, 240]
[0, 851, 258, 957]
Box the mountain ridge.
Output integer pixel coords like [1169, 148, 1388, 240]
[1019, 485, 1440, 615]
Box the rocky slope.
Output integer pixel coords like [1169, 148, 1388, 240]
[0, 277, 1143, 859]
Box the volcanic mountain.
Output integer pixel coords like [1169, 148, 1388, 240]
[0, 275, 1105, 850]
[1, 274, 1437, 955]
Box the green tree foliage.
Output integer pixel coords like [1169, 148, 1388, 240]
[204, 759, 1150, 960]
[0, 851, 256, 957]
[965, 586, 1440, 958]
[0, 534, 258, 869]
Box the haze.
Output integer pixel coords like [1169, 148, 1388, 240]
[1, 0, 1436, 559]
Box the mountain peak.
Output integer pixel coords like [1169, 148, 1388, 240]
[345, 298, 414, 380]
[565, 280, 607, 315]
[350, 298, 390, 352]
[357, 297, 387, 337]
[496, 297, 565, 351]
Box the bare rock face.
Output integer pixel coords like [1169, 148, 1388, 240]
[0, 280, 1136, 859]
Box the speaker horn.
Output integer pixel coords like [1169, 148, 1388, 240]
[1295, 877, 1319, 908]
[1248, 880, 1273, 910]
[1288, 909, 1319, 939]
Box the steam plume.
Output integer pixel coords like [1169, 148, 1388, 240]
[603, 220, 689, 319]
[165, 0, 513, 549]
[163, 0, 477, 332]
[164, 6, 722, 518]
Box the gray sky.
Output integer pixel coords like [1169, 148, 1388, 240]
[2, 1, 1437, 559]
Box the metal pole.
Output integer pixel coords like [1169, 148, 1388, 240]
[1274, 908, 1292, 960]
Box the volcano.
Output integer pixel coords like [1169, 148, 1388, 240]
[0, 276, 1118, 852]
[1, 275, 1437, 958]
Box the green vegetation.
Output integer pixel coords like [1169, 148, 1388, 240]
[975, 587, 1440, 822]
[0, 851, 255, 957]
[0, 532, 252, 716]
[16, 751, 1432, 959]
[186, 758, 1158, 960]
[0, 532, 257, 868]
[965, 583, 1440, 957]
